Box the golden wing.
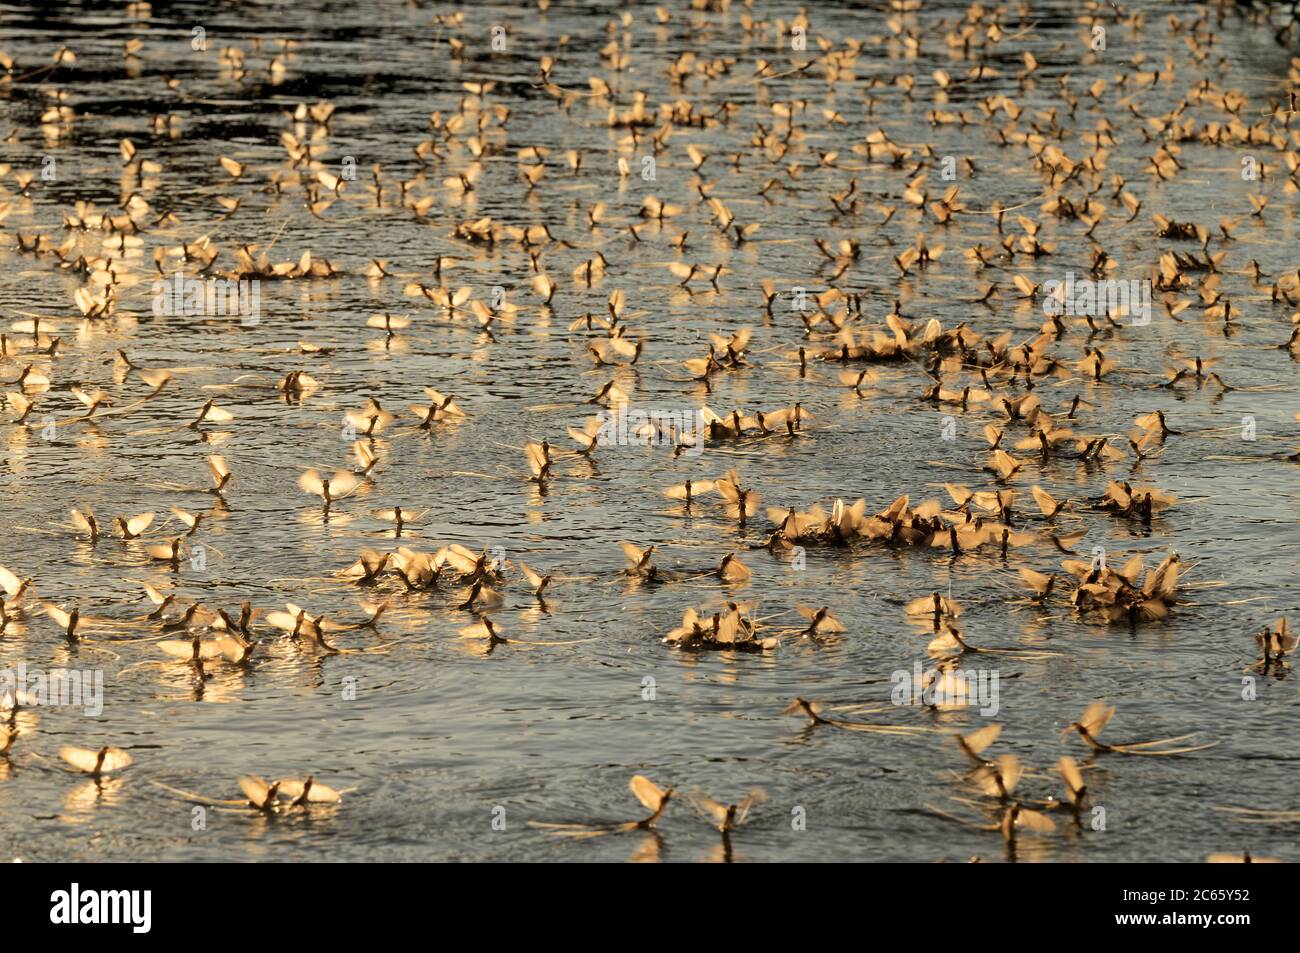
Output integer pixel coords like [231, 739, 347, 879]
[264, 611, 301, 632]
[518, 562, 545, 588]
[59, 746, 100, 773]
[998, 755, 1023, 795]
[70, 508, 96, 534]
[1017, 568, 1052, 594]
[275, 779, 307, 800]
[170, 507, 198, 529]
[43, 603, 71, 629]
[329, 471, 361, 497]
[1081, 701, 1116, 736]
[629, 775, 667, 812]
[1058, 756, 1085, 795]
[298, 469, 325, 496]
[962, 724, 1001, 756]
[1119, 554, 1144, 585]
[207, 455, 230, 484]
[125, 512, 155, 536]
[238, 775, 273, 806]
[1016, 808, 1056, 833]
[212, 635, 249, 663]
[99, 747, 134, 773]
[281, 779, 343, 804]
[0, 565, 23, 598]
[688, 791, 730, 828]
[146, 541, 179, 560]
[1031, 485, 1059, 516]
[720, 556, 751, 582]
[734, 789, 766, 825]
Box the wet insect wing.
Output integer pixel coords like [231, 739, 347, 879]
[619, 541, 650, 568]
[629, 775, 669, 814]
[0, 565, 28, 600]
[265, 610, 302, 633]
[960, 724, 1001, 758]
[70, 508, 98, 537]
[60, 745, 132, 774]
[43, 603, 73, 630]
[1058, 756, 1085, 800]
[212, 635, 252, 663]
[119, 511, 155, 537]
[1017, 568, 1054, 597]
[1015, 807, 1056, 834]
[693, 794, 731, 830]
[238, 775, 275, 808]
[58, 746, 100, 773]
[296, 469, 326, 497]
[207, 455, 232, 489]
[158, 639, 202, 660]
[276, 778, 342, 804]
[328, 470, 361, 498]
[1079, 701, 1116, 737]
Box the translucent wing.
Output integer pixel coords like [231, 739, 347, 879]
[146, 541, 179, 560]
[304, 781, 342, 803]
[265, 611, 301, 632]
[59, 746, 100, 773]
[238, 775, 273, 806]
[70, 508, 96, 535]
[0, 565, 24, 598]
[733, 788, 766, 825]
[99, 747, 134, 772]
[329, 471, 361, 497]
[962, 724, 1001, 756]
[1119, 554, 1144, 585]
[298, 469, 325, 496]
[1016, 808, 1056, 833]
[171, 507, 198, 529]
[719, 555, 751, 582]
[275, 778, 342, 804]
[1058, 756, 1085, 796]
[997, 755, 1022, 795]
[43, 603, 71, 629]
[1080, 701, 1115, 736]
[518, 562, 545, 589]
[212, 635, 249, 663]
[689, 791, 730, 828]
[1031, 485, 1059, 516]
[629, 775, 667, 813]
[124, 512, 155, 536]
[157, 640, 199, 660]
[1017, 568, 1052, 595]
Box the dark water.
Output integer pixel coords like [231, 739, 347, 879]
[0, 0, 1297, 862]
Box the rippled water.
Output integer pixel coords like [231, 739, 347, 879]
[0, 0, 1297, 862]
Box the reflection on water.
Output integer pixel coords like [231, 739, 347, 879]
[0, 0, 1297, 862]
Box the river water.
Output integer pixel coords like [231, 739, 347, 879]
[0, 0, 1297, 862]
